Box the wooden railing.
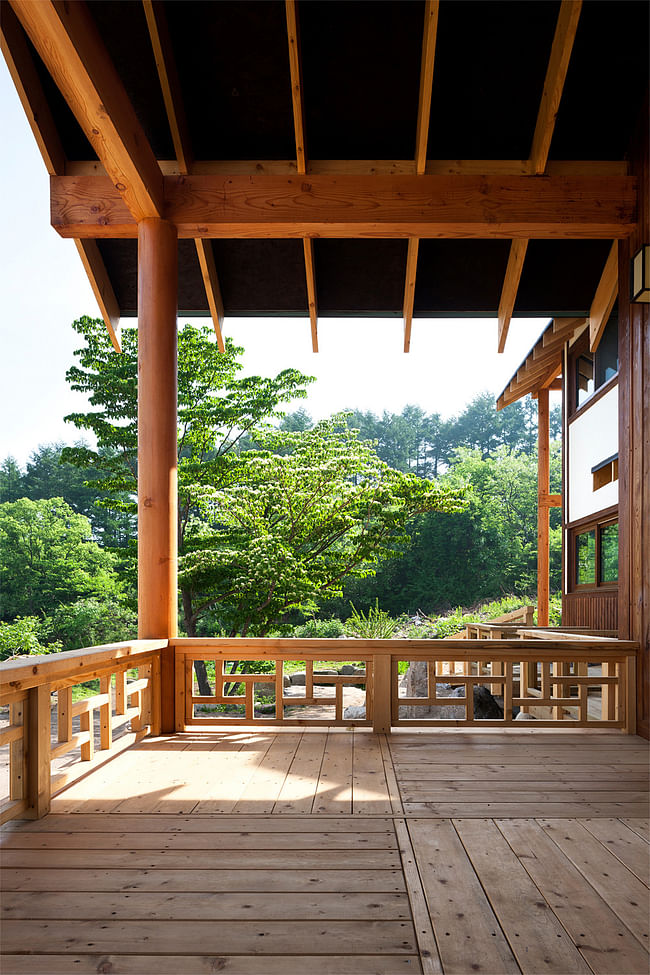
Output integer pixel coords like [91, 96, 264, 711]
[173, 636, 638, 736]
[1, 633, 638, 824]
[0, 640, 166, 825]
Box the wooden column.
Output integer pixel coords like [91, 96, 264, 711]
[138, 218, 178, 733]
[537, 388, 550, 626]
[618, 100, 649, 739]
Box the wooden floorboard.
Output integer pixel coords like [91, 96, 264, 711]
[2, 729, 648, 974]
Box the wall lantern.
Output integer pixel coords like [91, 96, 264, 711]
[631, 244, 650, 302]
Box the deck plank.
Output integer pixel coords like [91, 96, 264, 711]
[496, 818, 650, 974]
[408, 818, 519, 975]
[453, 818, 592, 974]
[537, 818, 650, 948]
[0, 955, 422, 974]
[578, 818, 650, 885]
[313, 731, 354, 815]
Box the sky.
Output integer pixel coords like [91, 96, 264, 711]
[0, 56, 553, 468]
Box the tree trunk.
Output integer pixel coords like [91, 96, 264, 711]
[181, 587, 212, 697]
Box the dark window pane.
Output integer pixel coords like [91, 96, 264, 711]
[595, 317, 619, 388]
[576, 353, 594, 407]
[576, 529, 596, 585]
[600, 523, 618, 583]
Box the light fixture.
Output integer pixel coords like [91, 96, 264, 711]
[631, 244, 650, 302]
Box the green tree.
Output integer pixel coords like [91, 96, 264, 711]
[0, 497, 121, 620]
[181, 417, 465, 637]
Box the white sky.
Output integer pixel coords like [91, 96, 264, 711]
[0, 56, 552, 468]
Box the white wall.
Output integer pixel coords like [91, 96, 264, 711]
[568, 384, 618, 523]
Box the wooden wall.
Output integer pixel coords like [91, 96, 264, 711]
[618, 100, 650, 739]
[563, 591, 618, 630]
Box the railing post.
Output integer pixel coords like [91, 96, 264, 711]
[26, 684, 50, 819]
[624, 654, 637, 734]
[372, 652, 392, 734]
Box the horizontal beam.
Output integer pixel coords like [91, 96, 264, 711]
[50, 173, 637, 239]
[64, 159, 630, 177]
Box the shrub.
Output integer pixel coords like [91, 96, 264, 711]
[293, 618, 345, 639]
[344, 601, 398, 639]
[0, 616, 60, 661]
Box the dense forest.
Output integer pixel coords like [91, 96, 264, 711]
[0, 317, 561, 657]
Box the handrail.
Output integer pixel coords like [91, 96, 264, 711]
[0, 639, 165, 826]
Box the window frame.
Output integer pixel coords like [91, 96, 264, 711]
[569, 515, 619, 592]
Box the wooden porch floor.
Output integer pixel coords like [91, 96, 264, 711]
[1, 730, 649, 974]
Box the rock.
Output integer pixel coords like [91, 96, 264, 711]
[283, 674, 292, 688]
[290, 671, 306, 686]
[402, 663, 504, 719]
[343, 705, 366, 719]
[255, 681, 276, 696]
[339, 665, 356, 675]
[515, 711, 536, 720]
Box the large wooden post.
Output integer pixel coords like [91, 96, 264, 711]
[138, 218, 178, 733]
[537, 387, 550, 626]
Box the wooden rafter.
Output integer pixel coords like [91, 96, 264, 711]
[285, 0, 318, 352]
[195, 241, 226, 353]
[589, 241, 618, 351]
[497, 0, 582, 353]
[11, 0, 163, 220]
[497, 317, 584, 410]
[143, 0, 224, 351]
[404, 0, 439, 353]
[51, 172, 636, 240]
[1, 3, 121, 349]
[142, 0, 192, 176]
[74, 240, 121, 352]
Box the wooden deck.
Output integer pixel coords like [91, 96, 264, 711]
[1, 730, 648, 974]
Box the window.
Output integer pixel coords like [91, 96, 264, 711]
[592, 454, 618, 491]
[572, 519, 618, 589]
[570, 318, 618, 415]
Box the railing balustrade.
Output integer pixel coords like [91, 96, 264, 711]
[0, 632, 638, 824]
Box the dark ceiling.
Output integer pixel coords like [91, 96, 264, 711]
[18, 0, 650, 319]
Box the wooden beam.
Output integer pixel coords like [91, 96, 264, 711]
[285, 0, 318, 352]
[414, 1, 439, 175]
[194, 240, 225, 353]
[0, 3, 65, 176]
[403, 1, 438, 353]
[589, 241, 618, 351]
[285, 0, 307, 175]
[497, 239, 528, 353]
[530, 0, 583, 174]
[303, 238, 318, 353]
[142, 0, 192, 176]
[50, 172, 637, 239]
[497, 0, 582, 352]
[74, 240, 121, 352]
[137, 219, 178, 731]
[537, 388, 551, 627]
[11, 0, 163, 220]
[403, 239, 419, 353]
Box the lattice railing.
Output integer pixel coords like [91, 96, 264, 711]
[0, 640, 166, 824]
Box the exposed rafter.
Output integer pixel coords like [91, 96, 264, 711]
[195, 240, 226, 353]
[497, 317, 584, 410]
[11, 0, 163, 220]
[143, 0, 225, 351]
[286, 0, 318, 352]
[142, 0, 192, 176]
[1, 3, 121, 349]
[74, 240, 121, 352]
[403, 0, 439, 353]
[497, 0, 583, 353]
[589, 241, 618, 351]
[51, 172, 636, 239]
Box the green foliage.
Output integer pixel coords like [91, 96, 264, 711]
[42, 597, 136, 652]
[344, 600, 398, 639]
[182, 416, 465, 636]
[0, 616, 60, 661]
[292, 617, 345, 638]
[0, 497, 122, 620]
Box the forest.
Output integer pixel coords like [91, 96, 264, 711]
[0, 317, 562, 659]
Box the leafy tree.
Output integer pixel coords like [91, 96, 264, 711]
[0, 616, 61, 661]
[181, 417, 465, 637]
[42, 597, 137, 652]
[0, 497, 121, 620]
[0, 457, 24, 503]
